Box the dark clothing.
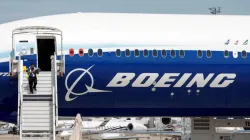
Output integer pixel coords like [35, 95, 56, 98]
[28, 67, 37, 78]
[27, 66, 38, 93]
[29, 77, 37, 93]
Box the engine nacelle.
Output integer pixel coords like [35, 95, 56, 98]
[154, 117, 179, 129]
[127, 122, 146, 130]
[127, 123, 134, 130]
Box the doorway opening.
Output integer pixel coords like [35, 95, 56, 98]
[37, 37, 56, 71]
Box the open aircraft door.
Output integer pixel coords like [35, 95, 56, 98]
[10, 26, 65, 76]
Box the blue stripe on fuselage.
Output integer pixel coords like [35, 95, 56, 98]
[58, 50, 250, 115]
[0, 49, 250, 123]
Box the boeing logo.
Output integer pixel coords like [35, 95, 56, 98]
[65, 65, 236, 101]
[65, 65, 112, 101]
[107, 73, 236, 88]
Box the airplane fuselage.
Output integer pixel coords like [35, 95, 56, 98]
[0, 13, 250, 123]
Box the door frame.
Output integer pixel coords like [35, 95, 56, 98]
[36, 36, 57, 70]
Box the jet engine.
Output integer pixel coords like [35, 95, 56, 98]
[127, 122, 146, 130]
[127, 123, 134, 130]
[154, 117, 179, 129]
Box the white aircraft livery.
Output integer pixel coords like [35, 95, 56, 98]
[0, 13, 249, 123]
[57, 117, 181, 139]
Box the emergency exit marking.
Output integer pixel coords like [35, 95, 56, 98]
[69, 48, 74, 57]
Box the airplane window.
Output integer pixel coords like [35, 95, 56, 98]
[242, 50, 247, 58]
[144, 49, 149, 57]
[197, 50, 202, 58]
[224, 50, 229, 58]
[170, 50, 176, 58]
[79, 48, 84, 57]
[134, 49, 140, 57]
[116, 49, 121, 57]
[206, 50, 212, 58]
[69, 48, 74, 57]
[153, 49, 158, 57]
[180, 50, 185, 58]
[125, 49, 130, 57]
[161, 49, 167, 58]
[88, 49, 93, 57]
[97, 49, 103, 57]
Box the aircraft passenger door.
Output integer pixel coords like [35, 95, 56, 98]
[11, 37, 37, 74]
[37, 36, 56, 71]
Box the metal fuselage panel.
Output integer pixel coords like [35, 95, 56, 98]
[0, 46, 250, 123]
[57, 49, 250, 117]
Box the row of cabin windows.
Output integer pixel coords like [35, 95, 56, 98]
[86, 49, 247, 58]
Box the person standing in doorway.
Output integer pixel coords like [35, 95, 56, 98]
[27, 63, 37, 94]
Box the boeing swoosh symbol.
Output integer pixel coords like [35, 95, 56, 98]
[65, 65, 112, 101]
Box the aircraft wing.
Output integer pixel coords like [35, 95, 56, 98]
[117, 130, 182, 136]
[145, 128, 175, 131]
[0, 130, 9, 135]
[56, 128, 182, 136]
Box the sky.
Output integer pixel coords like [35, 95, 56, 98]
[0, 0, 249, 23]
